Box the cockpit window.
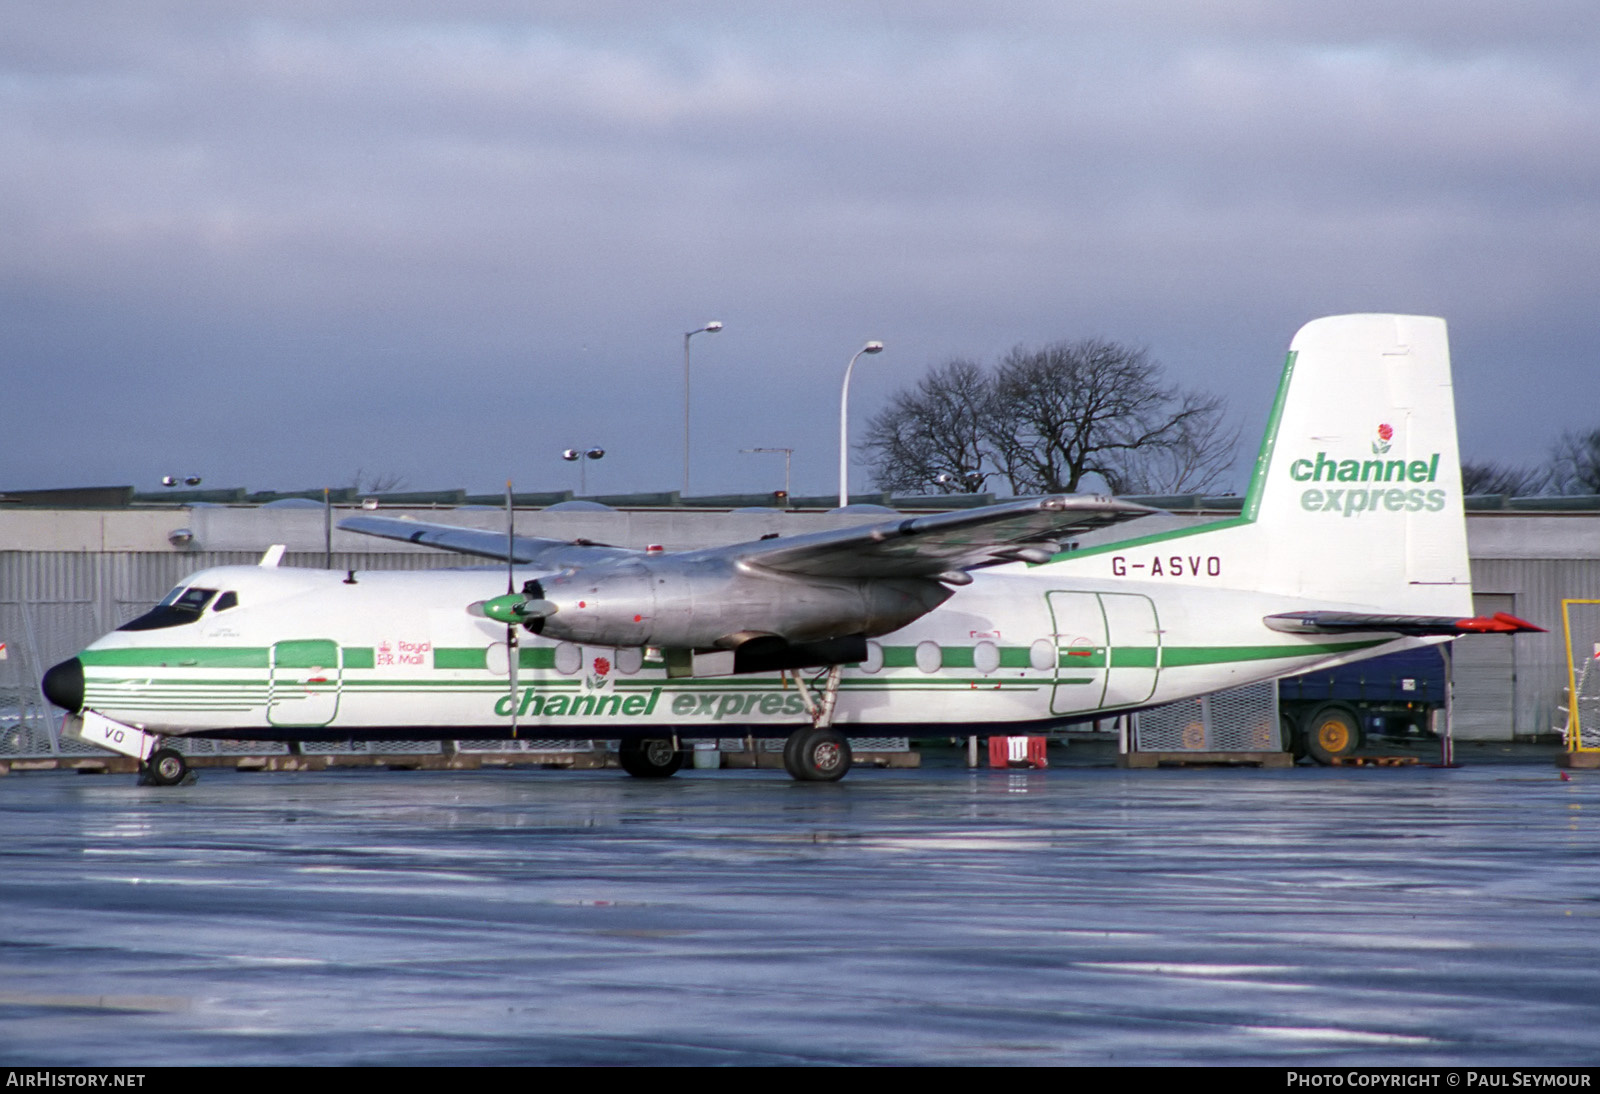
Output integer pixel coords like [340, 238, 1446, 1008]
[173, 588, 217, 612]
[117, 587, 220, 631]
[213, 591, 238, 612]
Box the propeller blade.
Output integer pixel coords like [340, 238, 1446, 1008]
[508, 624, 519, 740]
[505, 480, 515, 593]
[506, 480, 517, 739]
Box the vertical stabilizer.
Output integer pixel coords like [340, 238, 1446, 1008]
[1240, 314, 1470, 612]
[1047, 315, 1472, 617]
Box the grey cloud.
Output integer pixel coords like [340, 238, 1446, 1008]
[2, 3, 1596, 494]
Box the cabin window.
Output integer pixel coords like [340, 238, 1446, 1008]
[973, 641, 1001, 674]
[860, 641, 884, 673]
[117, 587, 219, 631]
[1029, 639, 1056, 672]
[553, 643, 582, 675]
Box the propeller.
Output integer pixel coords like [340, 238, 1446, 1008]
[505, 481, 518, 740]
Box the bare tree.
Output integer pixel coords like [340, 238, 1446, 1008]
[1550, 429, 1600, 495]
[861, 359, 995, 494]
[863, 339, 1235, 497]
[350, 468, 409, 495]
[1460, 460, 1549, 497]
[989, 339, 1234, 494]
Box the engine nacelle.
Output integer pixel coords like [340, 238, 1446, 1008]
[529, 557, 950, 650]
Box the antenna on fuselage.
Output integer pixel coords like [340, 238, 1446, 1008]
[324, 487, 332, 570]
[259, 544, 286, 568]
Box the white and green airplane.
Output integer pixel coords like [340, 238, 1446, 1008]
[43, 314, 1535, 784]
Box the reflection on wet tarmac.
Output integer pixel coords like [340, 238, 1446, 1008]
[2, 762, 1598, 1065]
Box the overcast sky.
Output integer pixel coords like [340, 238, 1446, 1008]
[4, 2, 1597, 500]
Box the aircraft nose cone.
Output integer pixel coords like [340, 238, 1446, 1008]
[41, 658, 84, 713]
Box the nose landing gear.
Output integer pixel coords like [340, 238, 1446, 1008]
[141, 747, 191, 787]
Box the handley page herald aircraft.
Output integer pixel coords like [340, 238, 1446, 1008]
[43, 315, 1537, 784]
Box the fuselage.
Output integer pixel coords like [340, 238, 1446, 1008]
[47, 559, 1417, 740]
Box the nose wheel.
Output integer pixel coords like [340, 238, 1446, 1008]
[141, 747, 190, 787]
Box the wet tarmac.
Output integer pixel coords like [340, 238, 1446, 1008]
[2, 753, 1598, 1066]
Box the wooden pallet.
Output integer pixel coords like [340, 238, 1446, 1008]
[1118, 750, 1294, 769]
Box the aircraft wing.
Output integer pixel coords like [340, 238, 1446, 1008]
[338, 515, 640, 569]
[695, 495, 1156, 578]
[1264, 610, 1545, 636]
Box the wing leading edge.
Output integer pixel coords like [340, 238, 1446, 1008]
[709, 496, 1155, 579]
[337, 515, 639, 569]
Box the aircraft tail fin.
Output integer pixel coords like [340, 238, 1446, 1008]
[1232, 314, 1471, 612]
[1050, 315, 1472, 616]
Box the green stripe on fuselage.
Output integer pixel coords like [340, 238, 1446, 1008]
[1159, 640, 1382, 667]
[80, 647, 269, 668]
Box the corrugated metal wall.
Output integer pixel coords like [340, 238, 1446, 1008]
[1469, 557, 1600, 738]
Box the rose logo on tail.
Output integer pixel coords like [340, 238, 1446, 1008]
[1372, 422, 1394, 455]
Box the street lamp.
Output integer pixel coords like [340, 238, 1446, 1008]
[683, 320, 724, 495]
[561, 447, 606, 495]
[839, 341, 884, 507]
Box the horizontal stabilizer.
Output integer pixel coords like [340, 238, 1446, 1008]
[1264, 610, 1544, 636]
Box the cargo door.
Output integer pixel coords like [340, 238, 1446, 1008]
[269, 639, 341, 727]
[1100, 593, 1161, 707]
[1047, 591, 1107, 714]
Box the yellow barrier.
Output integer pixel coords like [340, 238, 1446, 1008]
[1561, 599, 1600, 753]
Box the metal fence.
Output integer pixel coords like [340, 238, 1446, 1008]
[1133, 681, 1280, 753]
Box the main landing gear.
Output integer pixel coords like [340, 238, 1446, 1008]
[615, 666, 857, 782]
[781, 725, 852, 782]
[780, 665, 852, 782]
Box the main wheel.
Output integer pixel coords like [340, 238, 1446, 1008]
[618, 737, 683, 778]
[1303, 703, 1361, 765]
[143, 747, 189, 787]
[781, 727, 852, 782]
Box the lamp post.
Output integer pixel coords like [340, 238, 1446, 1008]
[683, 320, 724, 495]
[838, 341, 884, 507]
[561, 447, 606, 495]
